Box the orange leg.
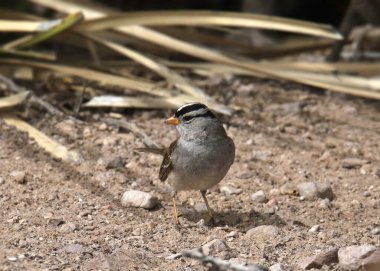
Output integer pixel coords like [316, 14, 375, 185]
[172, 193, 180, 224]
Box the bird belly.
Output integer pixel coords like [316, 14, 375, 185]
[168, 141, 234, 192]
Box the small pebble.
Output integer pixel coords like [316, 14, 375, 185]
[341, 158, 369, 169]
[371, 227, 380, 235]
[220, 185, 242, 195]
[375, 166, 380, 178]
[309, 224, 320, 233]
[7, 256, 17, 262]
[363, 191, 371, 197]
[202, 239, 229, 256]
[251, 190, 267, 203]
[9, 170, 26, 184]
[105, 156, 125, 170]
[98, 123, 108, 131]
[319, 198, 332, 209]
[0, 176, 4, 184]
[269, 188, 280, 196]
[121, 190, 158, 210]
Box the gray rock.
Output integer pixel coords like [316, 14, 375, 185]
[220, 185, 242, 195]
[269, 263, 285, 271]
[298, 248, 338, 269]
[9, 170, 26, 184]
[341, 158, 369, 169]
[60, 222, 77, 233]
[105, 156, 125, 170]
[246, 225, 279, 239]
[375, 166, 380, 178]
[371, 227, 380, 235]
[297, 182, 334, 201]
[338, 245, 377, 270]
[251, 190, 267, 203]
[202, 239, 229, 256]
[319, 198, 332, 209]
[121, 190, 158, 210]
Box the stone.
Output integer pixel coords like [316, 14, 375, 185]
[298, 248, 338, 269]
[269, 263, 285, 271]
[105, 156, 125, 170]
[9, 170, 26, 184]
[60, 222, 77, 233]
[371, 227, 380, 235]
[341, 158, 369, 169]
[251, 150, 273, 161]
[0, 176, 4, 184]
[375, 166, 380, 178]
[121, 190, 158, 210]
[98, 123, 108, 131]
[308, 225, 320, 233]
[361, 249, 380, 271]
[319, 198, 332, 209]
[338, 245, 377, 270]
[7, 256, 17, 262]
[166, 253, 182, 260]
[280, 183, 298, 195]
[251, 190, 267, 203]
[246, 225, 279, 239]
[202, 239, 229, 256]
[220, 185, 242, 195]
[296, 182, 334, 201]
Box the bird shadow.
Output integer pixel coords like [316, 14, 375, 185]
[180, 207, 286, 231]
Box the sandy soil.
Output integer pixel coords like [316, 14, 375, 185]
[0, 76, 379, 270]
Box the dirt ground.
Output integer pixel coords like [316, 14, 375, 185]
[0, 75, 379, 271]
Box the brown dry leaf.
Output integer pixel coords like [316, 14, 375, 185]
[0, 91, 30, 110]
[0, 114, 82, 162]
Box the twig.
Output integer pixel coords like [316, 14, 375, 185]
[182, 249, 267, 271]
[0, 74, 63, 116]
[73, 83, 86, 118]
[104, 118, 162, 149]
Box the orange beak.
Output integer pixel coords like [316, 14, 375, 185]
[165, 116, 180, 125]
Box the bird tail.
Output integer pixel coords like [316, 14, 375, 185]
[135, 147, 165, 156]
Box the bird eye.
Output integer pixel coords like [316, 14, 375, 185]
[183, 116, 193, 122]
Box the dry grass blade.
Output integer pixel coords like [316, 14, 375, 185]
[0, 91, 30, 110]
[84, 95, 206, 109]
[0, 19, 62, 32]
[2, 12, 84, 50]
[0, 114, 82, 162]
[0, 48, 56, 60]
[82, 33, 231, 114]
[77, 11, 342, 40]
[83, 33, 206, 98]
[0, 58, 171, 97]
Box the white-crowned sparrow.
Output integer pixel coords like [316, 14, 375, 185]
[140, 102, 235, 223]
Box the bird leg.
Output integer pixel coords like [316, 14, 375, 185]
[171, 191, 180, 224]
[200, 190, 214, 219]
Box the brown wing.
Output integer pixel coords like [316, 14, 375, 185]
[159, 139, 178, 182]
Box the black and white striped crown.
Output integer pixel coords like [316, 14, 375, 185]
[175, 102, 215, 119]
